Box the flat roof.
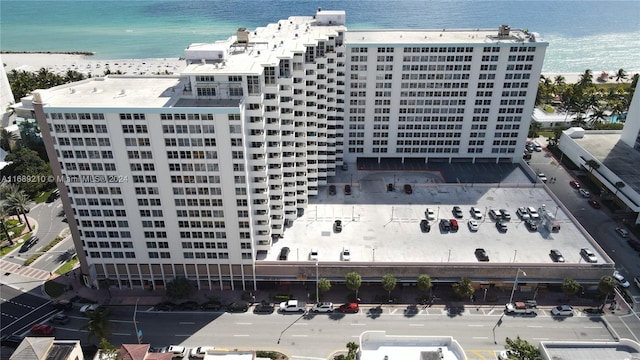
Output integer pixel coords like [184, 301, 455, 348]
[35, 76, 185, 108]
[268, 169, 606, 265]
[573, 132, 640, 196]
[540, 340, 640, 360]
[344, 28, 541, 45]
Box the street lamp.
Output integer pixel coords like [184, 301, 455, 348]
[133, 297, 141, 344]
[315, 262, 319, 304]
[508, 268, 526, 304]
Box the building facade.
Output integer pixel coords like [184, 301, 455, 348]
[31, 10, 548, 289]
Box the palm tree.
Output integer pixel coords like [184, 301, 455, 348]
[554, 75, 566, 87]
[0, 128, 20, 152]
[584, 159, 600, 176]
[6, 190, 32, 231]
[588, 108, 608, 128]
[578, 69, 593, 88]
[0, 206, 14, 245]
[615, 69, 627, 83]
[86, 308, 112, 341]
[614, 181, 625, 196]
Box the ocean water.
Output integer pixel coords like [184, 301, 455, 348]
[1, 0, 639, 73]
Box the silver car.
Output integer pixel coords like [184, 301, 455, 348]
[311, 302, 334, 313]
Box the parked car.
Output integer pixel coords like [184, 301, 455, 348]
[498, 350, 517, 360]
[579, 189, 590, 198]
[489, 209, 502, 221]
[615, 227, 629, 238]
[495, 221, 508, 233]
[46, 189, 60, 203]
[49, 314, 70, 325]
[200, 300, 222, 311]
[387, 183, 394, 192]
[148, 347, 168, 354]
[467, 219, 479, 232]
[176, 301, 199, 311]
[613, 271, 630, 288]
[449, 218, 459, 231]
[253, 302, 275, 314]
[341, 248, 351, 261]
[474, 248, 489, 262]
[31, 324, 55, 335]
[403, 184, 413, 194]
[278, 247, 290, 260]
[328, 185, 336, 195]
[439, 219, 451, 231]
[79, 304, 102, 315]
[333, 220, 342, 233]
[580, 248, 598, 263]
[419, 219, 431, 233]
[526, 206, 539, 220]
[516, 207, 531, 220]
[499, 209, 511, 221]
[344, 184, 351, 195]
[588, 199, 601, 209]
[51, 300, 73, 311]
[569, 180, 581, 189]
[470, 207, 483, 219]
[311, 302, 334, 313]
[167, 345, 188, 358]
[155, 301, 177, 311]
[309, 248, 319, 261]
[19, 236, 39, 253]
[337, 303, 359, 313]
[425, 208, 436, 221]
[452, 206, 463, 218]
[227, 302, 249, 313]
[549, 249, 565, 263]
[0, 334, 24, 348]
[537, 173, 548, 183]
[524, 219, 538, 231]
[551, 305, 574, 316]
[190, 347, 216, 359]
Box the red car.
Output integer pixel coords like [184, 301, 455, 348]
[569, 180, 580, 189]
[337, 303, 360, 313]
[588, 200, 601, 209]
[31, 324, 55, 335]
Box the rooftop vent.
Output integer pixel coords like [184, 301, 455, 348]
[499, 24, 511, 37]
[237, 27, 250, 44]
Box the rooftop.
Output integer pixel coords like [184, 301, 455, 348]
[344, 27, 542, 45]
[358, 331, 466, 360]
[539, 339, 640, 360]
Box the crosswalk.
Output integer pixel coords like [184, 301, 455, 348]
[0, 259, 51, 281]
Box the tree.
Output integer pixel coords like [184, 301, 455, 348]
[0, 128, 20, 152]
[165, 276, 195, 300]
[505, 336, 542, 360]
[0, 206, 14, 245]
[561, 278, 581, 298]
[527, 120, 542, 138]
[6, 190, 32, 231]
[584, 159, 600, 175]
[614, 181, 625, 196]
[615, 68, 627, 83]
[86, 308, 112, 341]
[578, 69, 593, 88]
[318, 278, 331, 293]
[4, 148, 53, 197]
[381, 274, 396, 301]
[416, 274, 432, 297]
[598, 275, 616, 310]
[345, 272, 362, 298]
[452, 277, 474, 300]
[588, 108, 607, 128]
[98, 338, 118, 360]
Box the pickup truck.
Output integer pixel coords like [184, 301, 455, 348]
[504, 302, 536, 315]
[279, 299, 307, 313]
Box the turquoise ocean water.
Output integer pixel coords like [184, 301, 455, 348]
[1, 0, 639, 73]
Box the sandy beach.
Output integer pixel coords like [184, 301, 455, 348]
[1, 53, 186, 76]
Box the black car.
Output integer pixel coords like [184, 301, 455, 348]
[419, 219, 431, 233]
[495, 221, 508, 233]
[328, 185, 336, 195]
[148, 347, 168, 353]
[227, 302, 249, 313]
[344, 184, 351, 195]
[439, 219, 451, 231]
[49, 314, 70, 325]
[333, 220, 342, 233]
[403, 184, 413, 194]
[387, 183, 394, 192]
[452, 206, 463, 218]
[279, 247, 290, 260]
[475, 248, 489, 261]
[549, 249, 565, 263]
[1, 334, 24, 348]
[200, 300, 222, 311]
[524, 219, 538, 231]
[51, 300, 73, 311]
[253, 301, 275, 314]
[176, 301, 200, 311]
[46, 189, 60, 203]
[19, 236, 39, 253]
[154, 301, 177, 311]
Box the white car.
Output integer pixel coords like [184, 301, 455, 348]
[579, 189, 590, 198]
[537, 173, 547, 183]
[526, 206, 539, 220]
[341, 248, 351, 261]
[311, 302, 334, 313]
[168, 345, 188, 358]
[470, 207, 483, 219]
[425, 208, 436, 220]
[79, 304, 101, 315]
[551, 305, 574, 316]
[615, 227, 629, 238]
[613, 271, 630, 288]
[309, 248, 319, 261]
[190, 347, 216, 359]
[498, 350, 517, 360]
[516, 207, 531, 220]
[468, 219, 479, 232]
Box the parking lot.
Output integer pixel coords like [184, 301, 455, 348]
[268, 169, 608, 265]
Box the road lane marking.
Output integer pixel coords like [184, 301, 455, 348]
[408, 323, 424, 327]
[468, 324, 484, 327]
[175, 334, 191, 337]
[527, 325, 543, 328]
[350, 323, 365, 326]
[179, 322, 195, 325]
[235, 322, 252, 325]
[112, 332, 130, 336]
[233, 334, 249, 337]
[292, 335, 308, 337]
[532, 338, 549, 340]
[583, 326, 601, 328]
[472, 337, 489, 340]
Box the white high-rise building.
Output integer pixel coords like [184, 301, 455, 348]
[31, 10, 547, 290]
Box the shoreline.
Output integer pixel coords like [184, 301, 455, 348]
[1, 53, 637, 84]
[1, 51, 95, 56]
